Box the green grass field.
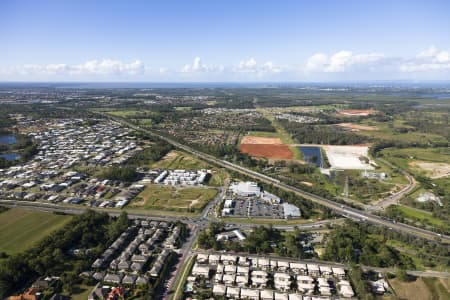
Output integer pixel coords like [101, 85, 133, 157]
[0, 209, 72, 255]
[131, 185, 218, 213]
[396, 205, 445, 227]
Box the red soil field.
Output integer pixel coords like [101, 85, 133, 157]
[240, 144, 293, 159]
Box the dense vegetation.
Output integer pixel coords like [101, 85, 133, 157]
[323, 221, 414, 268]
[96, 165, 138, 182]
[198, 223, 314, 259]
[0, 210, 129, 298]
[126, 140, 173, 167]
[279, 121, 369, 145]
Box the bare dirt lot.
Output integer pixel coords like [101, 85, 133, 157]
[409, 161, 450, 178]
[338, 109, 378, 116]
[336, 123, 378, 131]
[240, 144, 293, 159]
[240, 136, 283, 145]
[322, 145, 373, 170]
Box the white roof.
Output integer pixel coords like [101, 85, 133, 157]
[227, 286, 240, 296]
[275, 292, 289, 300]
[252, 270, 269, 277]
[319, 265, 332, 273]
[278, 260, 290, 268]
[213, 284, 226, 294]
[274, 272, 291, 280]
[230, 181, 261, 195]
[332, 267, 346, 275]
[297, 275, 314, 282]
[224, 264, 236, 273]
[261, 289, 274, 299]
[241, 288, 259, 298]
[290, 262, 307, 269]
[288, 294, 303, 300]
[197, 253, 209, 261]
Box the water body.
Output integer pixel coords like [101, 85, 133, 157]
[299, 146, 322, 167]
[0, 135, 17, 145]
[0, 153, 20, 161]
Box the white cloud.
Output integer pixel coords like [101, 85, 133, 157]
[304, 51, 384, 73]
[181, 56, 223, 73]
[400, 46, 450, 72]
[305, 53, 328, 72]
[236, 58, 284, 74]
[4, 59, 145, 77]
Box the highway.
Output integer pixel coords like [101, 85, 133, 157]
[100, 113, 449, 244]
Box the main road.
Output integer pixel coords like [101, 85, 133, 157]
[101, 113, 449, 244]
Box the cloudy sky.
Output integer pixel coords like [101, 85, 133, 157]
[1, 0, 450, 82]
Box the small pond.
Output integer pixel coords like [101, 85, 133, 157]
[0, 135, 17, 145]
[0, 153, 21, 161]
[299, 146, 322, 167]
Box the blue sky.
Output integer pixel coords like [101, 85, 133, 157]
[1, 0, 450, 81]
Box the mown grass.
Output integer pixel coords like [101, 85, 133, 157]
[0, 208, 72, 255]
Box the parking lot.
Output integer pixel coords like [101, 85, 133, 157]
[229, 198, 284, 219]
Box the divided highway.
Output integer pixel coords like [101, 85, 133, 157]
[102, 113, 449, 244]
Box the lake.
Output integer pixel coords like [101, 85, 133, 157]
[0, 135, 17, 145]
[0, 153, 21, 161]
[299, 146, 322, 167]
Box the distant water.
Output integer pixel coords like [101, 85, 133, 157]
[0, 153, 20, 161]
[0, 135, 17, 145]
[299, 146, 322, 167]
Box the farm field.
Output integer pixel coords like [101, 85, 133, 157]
[130, 185, 218, 213]
[0, 208, 72, 255]
[240, 143, 294, 159]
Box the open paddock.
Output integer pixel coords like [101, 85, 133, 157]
[131, 185, 218, 212]
[0, 208, 72, 255]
